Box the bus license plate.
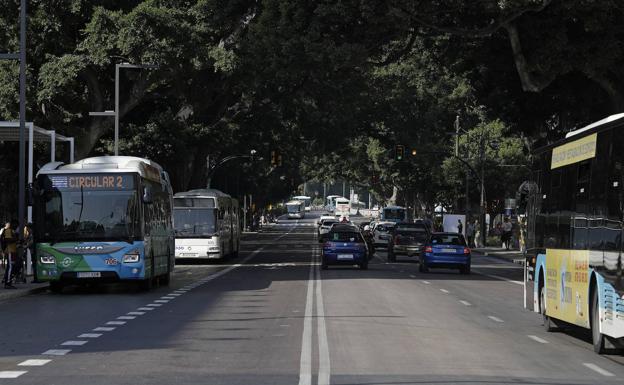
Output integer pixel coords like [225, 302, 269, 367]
[77, 272, 101, 278]
[337, 254, 353, 260]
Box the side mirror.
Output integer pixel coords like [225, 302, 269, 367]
[143, 186, 153, 204]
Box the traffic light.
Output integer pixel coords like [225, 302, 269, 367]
[394, 144, 405, 161]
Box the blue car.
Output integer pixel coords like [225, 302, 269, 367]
[420, 232, 471, 274]
[321, 225, 369, 270]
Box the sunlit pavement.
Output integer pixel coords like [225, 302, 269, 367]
[1, 213, 623, 384]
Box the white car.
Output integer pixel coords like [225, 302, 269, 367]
[372, 221, 396, 247]
[317, 215, 335, 227]
[318, 218, 339, 236]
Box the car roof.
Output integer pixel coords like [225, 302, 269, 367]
[376, 221, 395, 226]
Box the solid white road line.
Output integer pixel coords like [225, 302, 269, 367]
[42, 349, 71, 356]
[583, 363, 615, 377]
[459, 300, 472, 306]
[106, 321, 126, 325]
[440, 289, 449, 294]
[61, 340, 88, 346]
[315, 250, 331, 385]
[0, 371, 27, 378]
[93, 327, 115, 332]
[527, 335, 548, 344]
[298, 247, 315, 385]
[18, 359, 51, 366]
[474, 271, 523, 286]
[488, 316, 504, 323]
[78, 333, 102, 338]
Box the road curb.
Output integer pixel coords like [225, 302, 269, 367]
[0, 284, 48, 302]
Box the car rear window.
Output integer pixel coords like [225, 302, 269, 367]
[330, 232, 364, 243]
[396, 231, 428, 241]
[376, 224, 394, 232]
[323, 220, 337, 226]
[430, 234, 466, 246]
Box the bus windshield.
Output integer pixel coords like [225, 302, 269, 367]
[174, 208, 217, 237]
[41, 189, 139, 243]
[287, 205, 302, 213]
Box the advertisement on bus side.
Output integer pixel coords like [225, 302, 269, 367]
[545, 249, 590, 328]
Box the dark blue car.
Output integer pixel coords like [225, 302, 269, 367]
[420, 232, 471, 274]
[321, 225, 369, 270]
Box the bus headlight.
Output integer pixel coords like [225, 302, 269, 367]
[123, 252, 140, 263]
[40, 255, 56, 264]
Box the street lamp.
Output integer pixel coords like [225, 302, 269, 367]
[89, 62, 158, 156]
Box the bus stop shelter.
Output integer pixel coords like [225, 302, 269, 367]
[0, 121, 75, 221]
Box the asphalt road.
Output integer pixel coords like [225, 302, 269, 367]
[1, 212, 624, 384]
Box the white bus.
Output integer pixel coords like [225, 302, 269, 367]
[173, 189, 240, 260]
[293, 195, 312, 211]
[334, 197, 350, 217]
[326, 195, 341, 211]
[286, 200, 305, 219]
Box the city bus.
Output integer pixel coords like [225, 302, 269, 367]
[334, 197, 350, 217]
[293, 195, 312, 211]
[521, 113, 624, 353]
[173, 189, 240, 260]
[33, 156, 175, 292]
[381, 206, 408, 223]
[325, 195, 341, 211]
[286, 199, 305, 219]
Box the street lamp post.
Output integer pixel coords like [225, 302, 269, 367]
[89, 62, 157, 156]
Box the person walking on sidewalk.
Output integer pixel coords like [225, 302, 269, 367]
[502, 217, 513, 250]
[473, 220, 481, 248]
[2, 220, 18, 289]
[466, 220, 475, 248]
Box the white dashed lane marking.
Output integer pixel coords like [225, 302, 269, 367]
[18, 359, 51, 367]
[0, 371, 27, 378]
[488, 316, 504, 323]
[42, 349, 71, 356]
[61, 340, 88, 346]
[583, 363, 615, 377]
[527, 335, 548, 344]
[421, 280, 430, 284]
[459, 300, 471, 306]
[94, 327, 115, 332]
[117, 316, 136, 320]
[78, 333, 102, 338]
[440, 289, 449, 294]
[138, 307, 155, 311]
[127, 311, 145, 316]
[106, 321, 126, 325]
[154, 300, 169, 303]
[146, 304, 163, 307]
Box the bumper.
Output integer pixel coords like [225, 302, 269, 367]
[322, 252, 367, 265]
[392, 245, 422, 256]
[424, 253, 471, 267]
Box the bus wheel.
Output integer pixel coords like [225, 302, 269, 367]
[592, 287, 606, 354]
[49, 281, 64, 294]
[541, 286, 556, 332]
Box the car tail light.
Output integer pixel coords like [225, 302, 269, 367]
[464, 247, 471, 254]
[424, 246, 432, 253]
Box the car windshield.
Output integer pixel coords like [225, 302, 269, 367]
[174, 208, 217, 237]
[330, 232, 364, 243]
[41, 187, 139, 242]
[431, 234, 466, 246]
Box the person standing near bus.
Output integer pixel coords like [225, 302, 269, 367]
[24, 223, 37, 283]
[2, 221, 18, 289]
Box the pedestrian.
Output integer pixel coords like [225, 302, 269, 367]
[0, 221, 7, 269]
[24, 223, 38, 283]
[502, 217, 513, 250]
[457, 219, 463, 235]
[474, 220, 481, 248]
[2, 220, 18, 289]
[466, 220, 475, 248]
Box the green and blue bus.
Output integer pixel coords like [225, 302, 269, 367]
[34, 156, 175, 292]
[522, 113, 624, 353]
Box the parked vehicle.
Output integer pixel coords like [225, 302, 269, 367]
[387, 223, 429, 262]
[420, 232, 471, 274]
[321, 225, 369, 270]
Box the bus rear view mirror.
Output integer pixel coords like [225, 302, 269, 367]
[143, 187, 153, 204]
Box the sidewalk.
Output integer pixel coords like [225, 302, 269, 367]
[0, 269, 48, 302]
[472, 247, 525, 264]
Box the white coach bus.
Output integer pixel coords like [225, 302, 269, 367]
[173, 189, 240, 260]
